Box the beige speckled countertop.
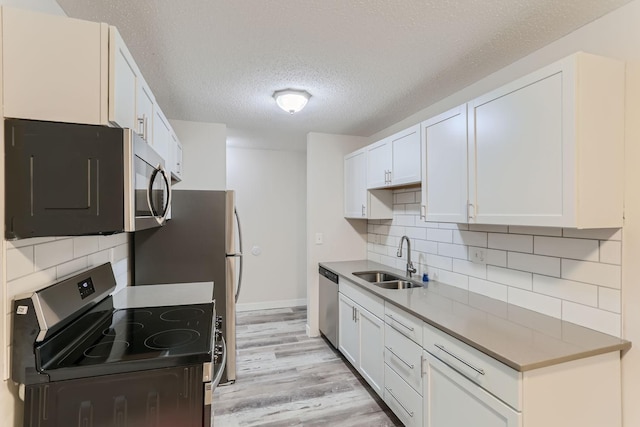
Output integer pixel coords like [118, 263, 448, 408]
[320, 260, 631, 372]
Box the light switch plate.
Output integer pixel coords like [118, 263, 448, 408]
[315, 233, 323, 245]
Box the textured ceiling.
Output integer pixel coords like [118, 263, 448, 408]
[57, 0, 631, 142]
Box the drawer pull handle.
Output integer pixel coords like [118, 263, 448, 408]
[385, 387, 414, 418]
[385, 346, 414, 370]
[386, 314, 415, 332]
[434, 343, 485, 376]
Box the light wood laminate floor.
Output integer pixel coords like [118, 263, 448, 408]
[213, 306, 402, 427]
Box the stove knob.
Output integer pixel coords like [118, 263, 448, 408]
[214, 344, 224, 356]
[215, 316, 223, 329]
[213, 353, 219, 363]
[215, 330, 222, 341]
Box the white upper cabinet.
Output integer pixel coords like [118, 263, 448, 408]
[421, 105, 468, 223]
[467, 53, 624, 228]
[2, 7, 108, 124]
[344, 148, 393, 219]
[391, 124, 421, 186]
[152, 107, 171, 167]
[108, 27, 137, 130]
[170, 131, 183, 182]
[109, 26, 156, 145]
[367, 138, 392, 188]
[367, 124, 421, 189]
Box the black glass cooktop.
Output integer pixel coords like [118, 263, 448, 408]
[40, 303, 213, 376]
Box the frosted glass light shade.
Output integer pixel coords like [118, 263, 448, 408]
[273, 89, 311, 114]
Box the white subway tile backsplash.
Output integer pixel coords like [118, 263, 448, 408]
[6, 268, 57, 312]
[427, 228, 453, 243]
[414, 239, 438, 255]
[404, 227, 427, 240]
[88, 250, 111, 268]
[426, 254, 453, 271]
[98, 233, 128, 249]
[7, 237, 56, 249]
[395, 192, 416, 204]
[436, 269, 469, 290]
[534, 236, 598, 261]
[393, 215, 416, 227]
[453, 230, 487, 247]
[6, 247, 34, 281]
[468, 278, 508, 302]
[508, 288, 561, 318]
[561, 259, 621, 289]
[57, 257, 89, 279]
[35, 239, 74, 270]
[367, 189, 623, 336]
[599, 240, 622, 265]
[453, 259, 487, 279]
[488, 233, 533, 253]
[469, 224, 509, 233]
[508, 226, 562, 236]
[438, 243, 468, 260]
[599, 288, 621, 313]
[112, 244, 129, 264]
[562, 302, 620, 336]
[487, 266, 532, 290]
[73, 236, 100, 257]
[532, 275, 597, 307]
[562, 228, 622, 241]
[508, 252, 560, 277]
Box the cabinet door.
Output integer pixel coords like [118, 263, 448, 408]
[421, 105, 468, 223]
[153, 107, 171, 165]
[391, 124, 421, 186]
[358, 306, 384, 397]
[108, 26, 138, 129]
[468, 70, 564, 226]
[171, 131, 184, 181]
[344, 149, 367, 218]
[424, 351, 521, 427]
[137, 77, 155, 143]
[338, 293, 359, 366]
[2, 8, 108, 125]
[367, 139, 392, 189]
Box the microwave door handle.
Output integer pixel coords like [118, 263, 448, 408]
[146, 167, 159, 221]
[158, 165, 172, 224]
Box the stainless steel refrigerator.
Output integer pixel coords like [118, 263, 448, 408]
[133, 190, 243, 384]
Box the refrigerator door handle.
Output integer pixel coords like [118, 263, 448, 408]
[233, 207, 243, 303]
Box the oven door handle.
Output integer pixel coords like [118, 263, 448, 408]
[211, 335, 227, 390]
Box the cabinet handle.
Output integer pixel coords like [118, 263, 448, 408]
[420, 205, 426, 220]
[362, 204, 366, 217]
[385, 387, 414, 418]
[434, 343, 485, 376]
[386, 314, 415, 332]
[420, 354, 425, 377]
[468, 203, 476, 221]
[385, 346, 414, 369]
[388, 170, 392, 184]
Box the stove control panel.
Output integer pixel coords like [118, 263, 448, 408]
[77, 277, 96, 299]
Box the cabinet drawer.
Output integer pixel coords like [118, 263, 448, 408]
[384, 323, 422, 394]
[385, 303, 422, 345]
[423, 322, 521, 410]
[340, 280, 384, 319]
[384, 364, 422, 427]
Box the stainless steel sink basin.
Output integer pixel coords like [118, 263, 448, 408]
[373, 280, 422, 290]
[352, 271, 404, 283]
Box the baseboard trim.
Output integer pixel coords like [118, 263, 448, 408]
[236, 298, 307, 312]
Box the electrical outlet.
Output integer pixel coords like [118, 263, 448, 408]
[470, 248, 487, 264]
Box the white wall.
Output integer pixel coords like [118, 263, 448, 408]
[368, 2, 640, 424]
[227, 141, 307, 311]
[306, 133, 369, 336]
[170, 120, 227, 190]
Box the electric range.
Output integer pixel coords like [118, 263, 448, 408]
[11, 262, 225, 427]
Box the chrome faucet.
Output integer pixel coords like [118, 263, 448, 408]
[397, 235, 417, 278]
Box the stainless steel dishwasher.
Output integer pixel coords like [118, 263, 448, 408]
[319, 266, 339, 348]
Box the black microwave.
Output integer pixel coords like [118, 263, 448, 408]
[5, 119, 171, 240]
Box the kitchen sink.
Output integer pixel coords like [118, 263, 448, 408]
[352, 271, 404, 283]
[373, 280, 422, 290]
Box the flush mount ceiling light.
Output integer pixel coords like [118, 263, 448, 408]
[273, 89, 311, 114]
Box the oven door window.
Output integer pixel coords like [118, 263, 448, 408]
[134, 156, 169, 218]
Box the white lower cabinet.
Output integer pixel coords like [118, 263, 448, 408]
[385, 364, 423, 427]
[423, 351, 521, 427]
[338, 284, 384, 397]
